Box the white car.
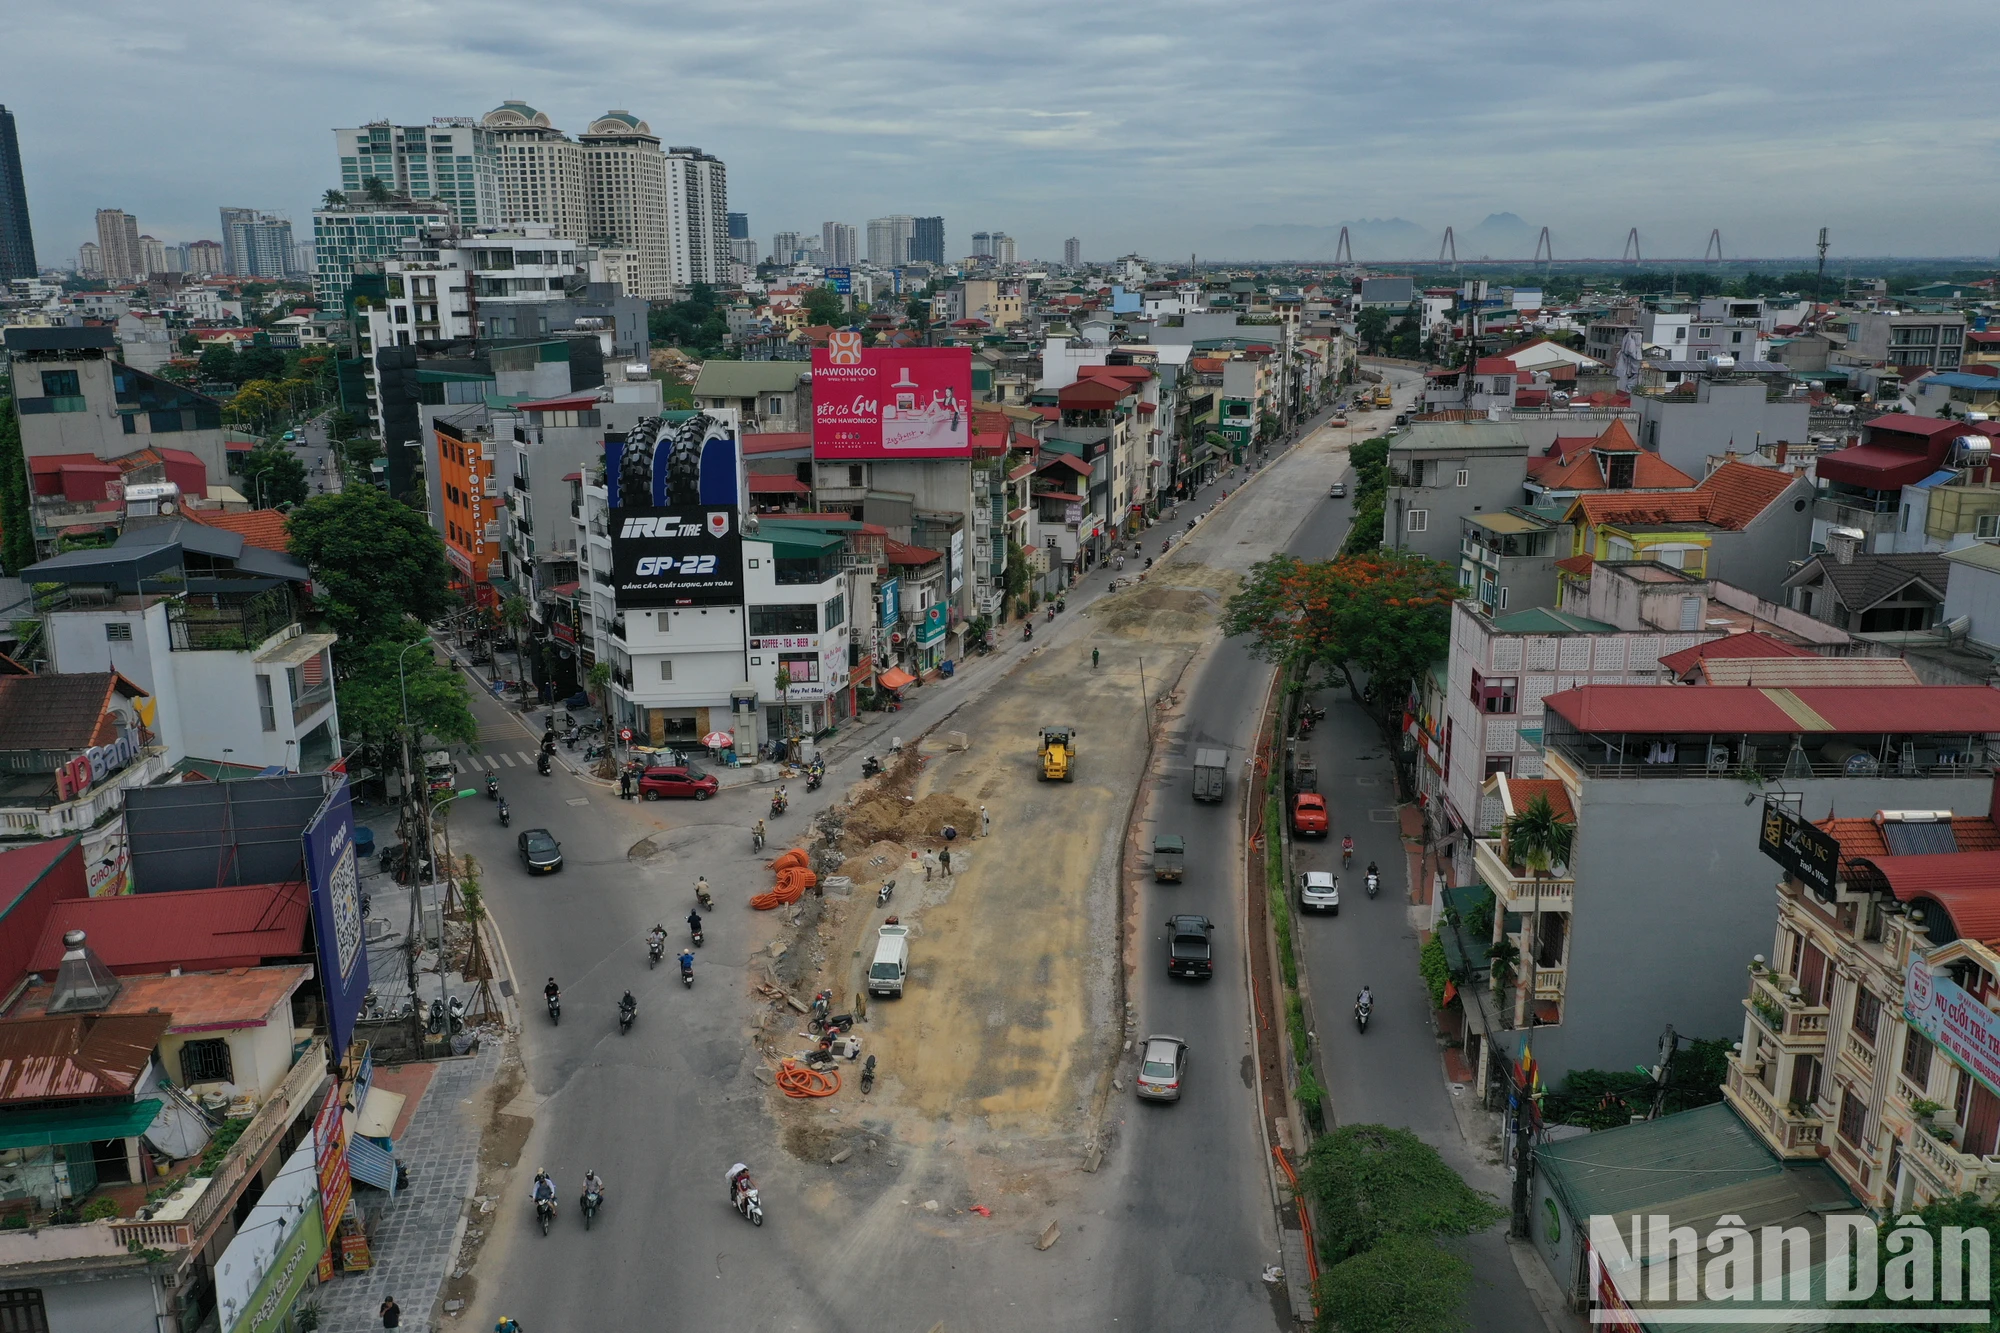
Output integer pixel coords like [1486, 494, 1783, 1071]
[1299, 870, 1340, 914]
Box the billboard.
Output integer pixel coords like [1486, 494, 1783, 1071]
[811, 345, 974, 460]
[304, 778, 367, 1063]
[1756, 799, 1838, 901]
[825, 267, 851, 295]
[604, 411, 745, 609]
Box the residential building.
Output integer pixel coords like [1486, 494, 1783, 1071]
[2, 326, 236, 504]
[970, 231, 993, 259]
[1786, 545, 1951, 636]
[821, 221, 856, 267]
[665, 146, 728, 285]
[771, 231, 801, 265]
[0, 104, 34, 282]
[910, 216, 944, 265]
[1560, 460, 1815, 604]
[1813, 414, 2000, 555]
[991, 233, 1016, 265]
[27, 520, 341, 772]
[867, 215, 913, 267]
[218, 209, 297, 280]
[183, 239, 221, 276]
[1941, 542, 2000, 654]
[75, 241, 99, 278]
[311, 198, 454, 310]
[1456, 509, 1565, 614]
[93, 210, 142, 284]
[1063, 237, 1081, 268]
[1483, 683, 2000, 1090]
[692, 361, 810, 433]
[727, 211, 748, 240]
[1522, 419, 1695, 509]
[0, 672, 166, 877]
[334, 118, 500, 228]
[1583, 304, 1640, 366]
[1721, 795, 2000, 1213]
[579, 112, 671, 299]
[481, 101, 587, 239]
[1909, 370, 2000, 421]
[1384, 420, 1532, 562]
[1839, 310, 1967, 372]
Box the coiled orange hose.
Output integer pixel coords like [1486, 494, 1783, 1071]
[776, 1058, 840, 1097]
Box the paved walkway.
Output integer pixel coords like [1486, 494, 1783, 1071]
[315, 1037, 503, 1331]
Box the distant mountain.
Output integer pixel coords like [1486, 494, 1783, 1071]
[1203, 218, 1434, 262]
[1462, 212, 1538, 261]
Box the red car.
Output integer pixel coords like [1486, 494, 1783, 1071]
[1291, 793, 1329, 837]
[639, 765, 718, 801]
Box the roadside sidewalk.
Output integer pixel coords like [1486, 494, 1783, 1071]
[311, 1037, 504, 1332]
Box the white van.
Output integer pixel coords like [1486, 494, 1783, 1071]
[869, 924, 910, 997]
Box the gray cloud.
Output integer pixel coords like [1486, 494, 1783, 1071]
[8, 0, 1995, 265]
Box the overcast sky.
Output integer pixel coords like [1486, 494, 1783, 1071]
[10, 0, 1996, 267]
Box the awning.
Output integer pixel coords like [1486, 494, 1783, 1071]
[748, 474, 811, 495]
[0, 1098, 162, 1150]
[1816, 444, 1937, 490]
[354, 1086, 405, 1140]
[877, 668, 915, 691]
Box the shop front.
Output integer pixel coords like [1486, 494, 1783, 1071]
[216, 1139, 328, 1333]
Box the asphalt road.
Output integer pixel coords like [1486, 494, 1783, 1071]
[451, 379, 1454, 1332]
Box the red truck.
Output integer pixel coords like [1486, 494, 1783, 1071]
[1292, 793, 1329, 838]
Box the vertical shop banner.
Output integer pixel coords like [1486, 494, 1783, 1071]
[810, 347, 974, 460]
[312, 1085, 352, 1247]
[304, 778, 367, 1062]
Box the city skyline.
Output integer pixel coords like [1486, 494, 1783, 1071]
[5, 0, 1998, 266]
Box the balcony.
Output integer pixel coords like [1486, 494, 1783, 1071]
[292, 682, 334, 726]
[1473, 840, 1574, 913]
[1813, 495, 1898, 536]
[1744, 971, 1831, 1050]
[611, 616, 628, 642]
[168, 589, 296, 653]
[1723, 1058, 1826, 1159]
[483, 521, 502, 542]
[1897, 1107, 2000, 1200]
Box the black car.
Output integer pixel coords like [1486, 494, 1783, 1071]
[518, 828, 563, 874]
[1165, 914, 1214, 979]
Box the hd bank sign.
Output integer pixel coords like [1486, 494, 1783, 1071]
[1588, 1213, 1991, 1324]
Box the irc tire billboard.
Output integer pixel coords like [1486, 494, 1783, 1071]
[605, 411, 745, 609]
[811, 344, 973, 460]
[304, 778, 367, 1063]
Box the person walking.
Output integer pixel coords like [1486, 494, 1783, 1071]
[939, 847, 952, 878]
[923, 850, 936, 882]
[979, 805, 990, 838]
[1092, 647, 1100, 670]
[380, 1295, 402, 1329]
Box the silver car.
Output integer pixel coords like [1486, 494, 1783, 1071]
[1299, 870, 1340, 914]
[1135, 1034, 1188, 1102]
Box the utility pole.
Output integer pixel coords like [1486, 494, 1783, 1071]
[1815, 228, 1830, 305]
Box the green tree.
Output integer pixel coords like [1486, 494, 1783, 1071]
[0, 399, 33, 574]
[239, 443, 309, 508]
[362, 177, 391, 204]
[197, 342, 239, 384]
[586, 660, 612, 706]
[235, 334, 286, 383]
[322, 189, 348, 208]
[1356, 306, 1391, 354]
[286, 487, 455, 645]
[176, 332, 199, 355]
[1341, 436, 1392, 557]
[647, 283, 729, 356]
[340, 434, 383, 482]
[336, 634, 476, 764]
[226, 379, 286, 432]
[802, 284, 845, 327]
[1318, 1234, 1476, 1333]
[1301, 1124, 1506, 1265]
[1502, 793, 1573, 876]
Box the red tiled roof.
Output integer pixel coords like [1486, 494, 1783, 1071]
[1056, 379, 1127, 408]
[1554, 554, 1595, 576]
[742, 432, 812, 455]
[1565, 460, 1793, 530]
[1656, 632, 1815, 679]
[1473, 357, 1516, 375]
[29, 883, 310, 977]
[1858, 851, 2000, 945]
[12, 965, 311, 1032]
[748, 473, 810, 495]
[884, 539, 942, 566]
[187, 507, 290, 553]
[1544, 684, 2000, 736]
[1506, 777, 1574, 824]
[1040, 453, 1093, 476]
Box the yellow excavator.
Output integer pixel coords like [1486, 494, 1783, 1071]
[1039, 726, 1076, 782]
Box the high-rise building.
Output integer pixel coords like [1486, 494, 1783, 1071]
[185, 240, 223, 276]
[138, 235, 166, 276]
[821, 222, 856, 268]
[94, 209, 142, 283]
[0, 105, 36, 281]
[971, 231, 993, 259]
[1064, 237, 1081, 268]
[665, 146, 728, 286]
[728, 237, 761, 267]
[992, 233, 1017, 266]
[867, 215, 914, 266]
[482, 102, 588, 240]
[220, 210, 299, 279]
[727, 212, 749, 240]
[312, 200, 454, 310]
[771, 231, 801, 264]
[580, 111, 671, 299]
[77, 242, 100, 277]
[334, 119, 500, 228]
[910, 216, 944, 265]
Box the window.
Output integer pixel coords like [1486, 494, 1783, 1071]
[1484, 755, 1514, 777]
[1497, 586, 1509, 610]
[749, 604, 816, 636]
[823, 594, 845, 631]
[1790, 1053, 1822, 1108]
[659, 659, 673, 681]
[1679, 596, 1700, 632]
[1731, 331, 1743, 344]
[104, 623, 132, 642]
[39, 370, 79, 398]
[1455, 469, 1470, 488]
[1851, 989, 1881, 1044]
[0, 1289, 48, 1333]
[1902, 1030, 1934, 1091]
[1477, 676, 1518, 715]
[256, 675, 276, 732]
[768, 396, 784, 416]
[179, 1037, 234, 1084]
[1797, 942, 1831, 1008]
[1405, 509, 1428, 534]
[846, 465, 864, 487]
[1837, 1088, 1867, 1145]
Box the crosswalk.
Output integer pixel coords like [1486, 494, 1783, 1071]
[455, 752, 551, 772]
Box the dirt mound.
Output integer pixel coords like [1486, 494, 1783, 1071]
[834, 839, 912, 886]
[1090, 580, 1224, 638]
[843, 791, 978, 849]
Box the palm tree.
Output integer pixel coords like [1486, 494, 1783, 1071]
[362, 177, 392, 205]
[1503, 793, 1574, 1029]
[322, 189, 348, 208]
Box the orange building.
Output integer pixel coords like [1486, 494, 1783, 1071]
[433, 419, 496, 606]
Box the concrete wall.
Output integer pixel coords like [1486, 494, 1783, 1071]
[1636, 381, 1811, 479]
[1943, 560, 2000, 651]
[160, 1007, 296, 1101]
[1386, 452, 1527, 564]
[40, 1272, 160, 1332]
[1707, 477, 1816, 603]
[1541, 768, 1998, 1084]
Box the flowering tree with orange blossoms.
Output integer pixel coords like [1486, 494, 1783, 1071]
[1222, 551, 1459, 737]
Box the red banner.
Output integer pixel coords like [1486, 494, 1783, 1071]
[312, 1085, 351, 1238]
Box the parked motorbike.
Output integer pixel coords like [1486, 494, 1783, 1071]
[427, 998, 446, 1035]
[860, 1054, 877, 1094]
[810, 1011, 854, 1036]
[617, 995, 636, 1034]
[447, 995, 466, 1034]
[861, 755, 882, 779]
[582, 1184, 603, 1229]
[878, 877, 895, 907]
[584, 742, 607, 763]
